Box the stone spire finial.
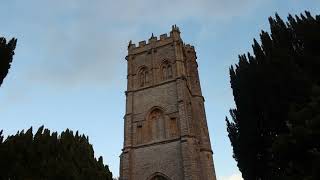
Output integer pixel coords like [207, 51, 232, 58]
[128, 40, 136, 49]
[171, 24, 180, 32]
[149, 33, 157, 43]
[170, 24, 181, 40]
[128, 40, 133, 48]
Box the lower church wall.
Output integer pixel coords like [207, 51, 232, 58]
[131, 141, 183, 180]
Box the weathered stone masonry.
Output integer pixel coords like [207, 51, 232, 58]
[120, 25, 217, 180]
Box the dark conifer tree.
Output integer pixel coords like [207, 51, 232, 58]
[0, 126, 113, 180]
[226, 11, 320, 180]
[0, 37, 17, 87]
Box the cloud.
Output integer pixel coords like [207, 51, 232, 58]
[0, 0, 267, 88]
[219, 173, 243, 180]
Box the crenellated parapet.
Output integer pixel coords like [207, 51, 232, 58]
[184, 44, 195, 52]
[183, 43, 197, 62]
[128, 25, 181, 55]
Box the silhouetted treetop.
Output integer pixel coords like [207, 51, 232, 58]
[0, 37, 17, 87]
[0, 126, 113, 180]
[226, 11, 320, 180]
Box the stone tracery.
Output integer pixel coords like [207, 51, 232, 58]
[138, 67, 149, 87]
[149, 108, 165, 141]
[161, 61, 173, 80]
[136, 108, 180, 145]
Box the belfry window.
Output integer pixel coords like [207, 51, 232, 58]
[138, 67, 149, 87]
[161, 61, 173, 80]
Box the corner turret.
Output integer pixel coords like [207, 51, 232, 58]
[170, 24, 181, 40]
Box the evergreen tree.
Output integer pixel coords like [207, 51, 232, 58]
[0, 126, 113, 180]
[0, 37, 17, 87]
[226, 11, 320, 180]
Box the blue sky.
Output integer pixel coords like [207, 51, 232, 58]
[0, 1, 319, 179]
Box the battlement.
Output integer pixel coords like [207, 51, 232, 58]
[183, 43, 195, 53]
[128, 25, 181, 53]
[184, 44, 195, 50]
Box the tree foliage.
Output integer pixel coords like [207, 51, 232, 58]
[226, 11, 320, 180]
[0, 37, 17, 87]
[0, 126, 113, 180]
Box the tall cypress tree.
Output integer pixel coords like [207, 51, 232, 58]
[0, 37, 17, 87]
[226, 11, 320, 180]
[0, 127, 113, 180]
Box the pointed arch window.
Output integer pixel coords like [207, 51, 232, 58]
[148, 172, 171, 180]
[138, 67, 149, 87]
[148, 108, 166, 141]
[161, 61, 173, 80]
[136, 107, 179, 145]
[151, 175, 168, 180]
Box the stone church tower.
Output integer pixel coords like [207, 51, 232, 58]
[120, 26, 217, 180]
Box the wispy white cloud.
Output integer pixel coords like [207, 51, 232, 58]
[1, 0, 268, 88]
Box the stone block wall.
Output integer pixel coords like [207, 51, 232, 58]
[120, 26, 217, 180]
